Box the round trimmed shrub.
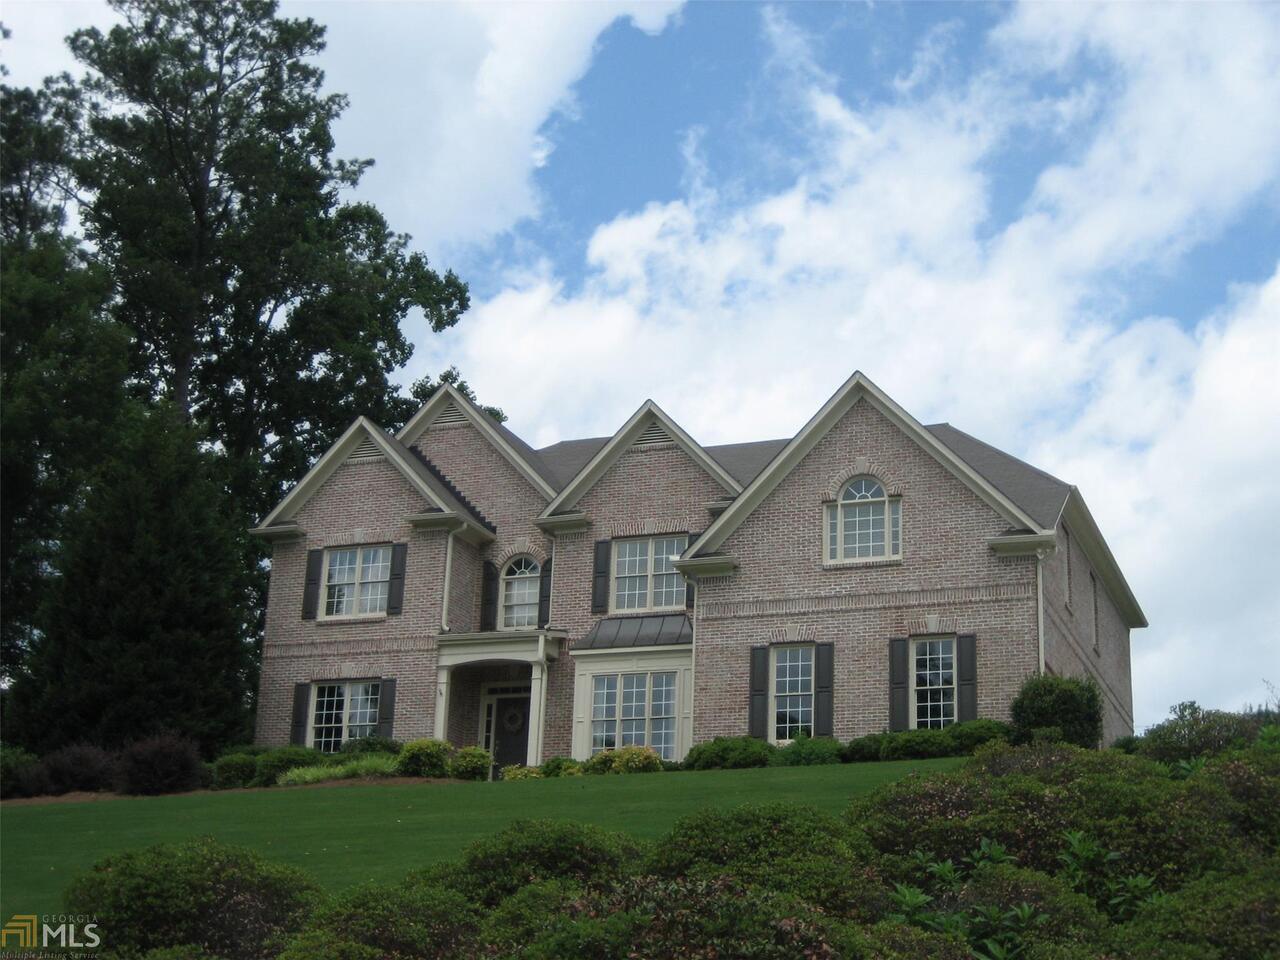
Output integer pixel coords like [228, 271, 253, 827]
[770, 734, 843, 766]
[338, 735, 401, 756]
[1010, 675, 1102, 749]
[539, 756, 583, 778]
[448, 745, 491, 781]
[1138, 701, 1260, 763]
[953, 863, 1107, 944]
[946, 718, 1013, 754]
[500, 764, 543, 781]
[0, 743, 38, 798]
[37, 742, 117, 794]
[252, 747, 326, 787]
[395, 738, 452, 778]
[479, 879, 580, 954]
[64, 837, 319, 959]
[611, 745, 662, 773]
[879, 728, 954, 760]
[843, 733, 892, 763]
[682, 735, 774, 770]
[117, 735, 203, 795]
[212, 753, 257, 790]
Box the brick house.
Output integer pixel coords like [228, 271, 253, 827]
[251, 372, 1144, 767]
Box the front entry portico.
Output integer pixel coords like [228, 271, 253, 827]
[434, 629, 565, 768]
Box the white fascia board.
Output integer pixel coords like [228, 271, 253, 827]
[1062, 490, 1148, 629]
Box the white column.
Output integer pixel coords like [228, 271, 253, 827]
[433, 664, 452, 741]
[526, 659, 547, 765]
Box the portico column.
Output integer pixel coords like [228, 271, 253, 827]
[433, 664, 452, 742]
[526, 660, 547, 765]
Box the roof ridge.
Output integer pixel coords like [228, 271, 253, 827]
[402, 444, 497, 533]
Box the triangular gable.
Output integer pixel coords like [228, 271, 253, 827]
[396, 384, 558, 501]
[541, 400, 742, 518]
[685, 372, 1049, 559]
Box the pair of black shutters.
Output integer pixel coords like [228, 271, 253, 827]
[746, 635, 977, 739]
[589, 539, 695, 614]
[290, 678, 396, 746]
[300, 544, 409, 619]
[480, 558, 554, 632]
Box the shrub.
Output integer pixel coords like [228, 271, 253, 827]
[278, 881, 478, 960]
[37, 742, 118, 794]
[769, 733, 843, 766]
[1010, 675, 1102, 748]
[581, 749, 616, 774]
[338, 734, 401, 756]
[1138, 701, 1260, 763]
[954, 863, 1108, 943]
[1111, 734, 1142, 754]
[252, 747, 327, 787]
[394, 738, 452, 777]
[64, 837, 319, 959]
[0, 743, 38, 798]
[681, 735, 774, 770]
[1201, 746, 1280, 849]
[1030, 725, 1067, 744]
[277, 754, 397, 786]
[212, 753, 257, 790]
[117, 735, 203, 795]
[880, 728, 954, 760]
[500, 764, 543, 781]
[843, 732, 892, 763]
[539, 756, 583, 778]
[448, 745, 491, 781]
[947, 718, 1013, 754]
[139, 948, 220, 960]
[611, 745, 663, 773]
[479, 879, 580, 954]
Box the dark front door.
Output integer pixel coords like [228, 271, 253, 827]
[492, 696, 530, 771]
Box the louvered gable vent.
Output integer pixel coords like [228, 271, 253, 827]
[435, 400, 467, 426]
[633, 419, 671, 447]
[347, 435, 382, 463]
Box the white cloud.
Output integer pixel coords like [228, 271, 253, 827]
[426, 2, 1280, 727]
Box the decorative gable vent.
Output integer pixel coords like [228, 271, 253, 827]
[347, 436, 382, 463]
[435, 399, 467, 426]
[633, 419, 672, 447]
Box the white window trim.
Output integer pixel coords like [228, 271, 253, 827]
[823, 477, 902, 566]
[318, 544, 392, 621]
[769, 644, 815, 745]
[587, 670, 679, 760]
[570, 647, 693, 762]
[608, 534, 689, 615]
[498, 556, 541, 631]
[908, 636, 957, 730]
[306, 679, 382, 750]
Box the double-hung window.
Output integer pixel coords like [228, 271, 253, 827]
[911, 638, 955, 729]
[612, 535, 687, 612]
[323, 545, 392, 617]
[825, 477, 901, 562]
[772, 646, 814, 742]
[311, 680, 381, 752]
[590, 671, 678, 759]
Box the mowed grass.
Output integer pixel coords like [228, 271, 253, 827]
[1, 757, 961, 918]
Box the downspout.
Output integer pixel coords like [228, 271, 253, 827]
[1035, 549, 1047, 674]
[440, 529, 456, 632]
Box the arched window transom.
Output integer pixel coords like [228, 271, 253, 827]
[501, 556, 540, 629]
[826, 475, 901, 562]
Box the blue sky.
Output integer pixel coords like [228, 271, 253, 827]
[5, 2, 1280, 729]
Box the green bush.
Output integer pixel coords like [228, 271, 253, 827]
[769, 733, 843, 766]
[611, 745, 663, 773]
[538, 756, 583, 778]
[36, 742, 118, 794]
[139, 948, 221, 960]
[212, 753, 257, 790]
[1201, 746, 1280, 850]
[478, 879, 580, 955]
[946, 718, 1013, 754]
[64, 837, 319, 959]
[277, 754, 397, 786]
[394, 738, 452, 777]
[252, 747, 327, 787]
[500, 764, 543, 781]
[1138, 701, 1261, 763]
[1010, 675, 1102, 748]
[0, 743, 38, 798]
[1111, 734, 1141, 754]
[448, 745, 491, 781]
[880, 727, 954, 760]
[117, 735, 204, 795]
[338, 734, 401, 756]
[843, 732, 892, 762]
[278, 881, 478, 960]
[681, 735, 775, 770]
[581, 749, 617, 774]
[955, 863, 1107, 944]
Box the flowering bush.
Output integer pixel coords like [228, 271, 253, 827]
[538, 756, 583, 777]
[611, 745, 663, 773]
[499, 764, 543, 781]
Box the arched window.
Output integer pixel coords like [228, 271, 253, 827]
[826, 476, 901, 562]
[501, 556, 541, 628]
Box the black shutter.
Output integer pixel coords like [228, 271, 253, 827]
[889, 638, 909, 732]
[814, 642, 834, 737]
[749, 646, 769, 739]
[591, 540, 611, 614]
[480, 561, 499, 632]
[386, 543, 408, 615]
[291, 683, 311, 745]
[301, 549, 323, 619]
[377, 679, 397, 739]
[957, 634, 977, 722]
[537, 557, 553, 628]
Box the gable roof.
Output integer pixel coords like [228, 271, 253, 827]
[540, 400, 742, 518]
[396, 384, 559, 501]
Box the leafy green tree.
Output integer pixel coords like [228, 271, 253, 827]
[410, 365, 506, 424]
[7, 405, 254, 754]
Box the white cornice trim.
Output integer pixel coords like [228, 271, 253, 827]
[673, 554, 739, 578]
[540, 400, 741, 518]
[684, 371, 1049, 561]
[570, 643, 694, 658]
[396, 383, 557, 502]
[533, 511, 591, 533]
[987, 532, 1057, 556]
[406, 511, 495, 546]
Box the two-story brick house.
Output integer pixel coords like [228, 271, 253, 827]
[251, 372, 1144, 767]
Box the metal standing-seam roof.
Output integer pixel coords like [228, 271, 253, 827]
[578, 614, 693, 650]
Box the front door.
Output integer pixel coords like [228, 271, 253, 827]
[492, 696, 530, 772]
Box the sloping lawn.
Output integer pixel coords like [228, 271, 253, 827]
[1, 757, 960, 918]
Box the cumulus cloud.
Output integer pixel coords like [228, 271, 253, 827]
[425, 2, 1280, 726]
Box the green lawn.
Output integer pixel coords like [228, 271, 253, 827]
[1, 758, 960, 918]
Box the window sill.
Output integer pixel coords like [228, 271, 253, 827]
[316, 613, 388, 625]
[822, 557, 903, 570]
[606, 607, 688, 617]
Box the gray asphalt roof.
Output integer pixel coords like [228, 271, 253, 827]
[578, 613, 693, 650]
